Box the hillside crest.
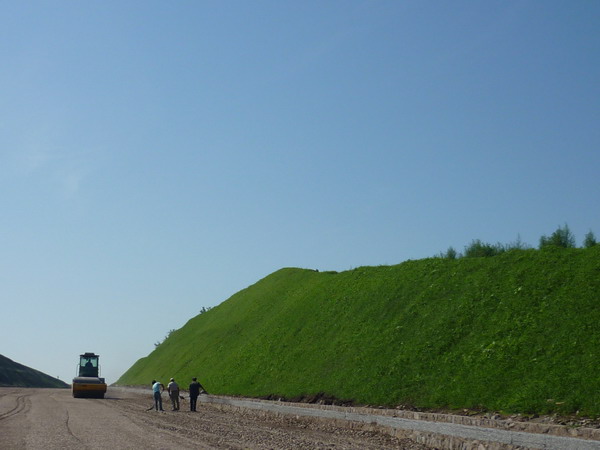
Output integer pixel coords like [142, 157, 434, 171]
[117, 246, 600, 415]
[0, 354, 69, 388]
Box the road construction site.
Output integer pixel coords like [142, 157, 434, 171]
[2, 386, 600, 449]
[0, 387, 423, 449]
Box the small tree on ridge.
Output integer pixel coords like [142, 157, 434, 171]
[539, 224, 576, 249]
[584, 230, 597, 248]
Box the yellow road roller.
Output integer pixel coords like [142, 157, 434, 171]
[71, 352, 107, 398]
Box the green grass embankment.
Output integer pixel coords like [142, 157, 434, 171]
[117, 246, 600, 415]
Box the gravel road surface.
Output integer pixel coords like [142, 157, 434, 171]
[0, 387, 428, 449]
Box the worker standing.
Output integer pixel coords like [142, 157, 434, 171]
[152, 380, 165, 411]
[188, 377, 206, 412]
[167, 377, 180, 411]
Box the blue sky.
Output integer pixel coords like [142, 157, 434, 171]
[1, 1, 599, 384]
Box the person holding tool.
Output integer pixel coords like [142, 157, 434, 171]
[151, 379, 165, 411]
[167, 377, 180, 411]
[188, 377, 207, 412]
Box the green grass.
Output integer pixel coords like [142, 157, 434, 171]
[116, 246, 600, 416]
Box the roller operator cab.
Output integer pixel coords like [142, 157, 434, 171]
[71, 352, 107, 398]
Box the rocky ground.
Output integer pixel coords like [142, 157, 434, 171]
[424, 407, 600, 430]
[116, 393, 432, 448]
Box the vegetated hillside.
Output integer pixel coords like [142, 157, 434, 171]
[117, 246, 600, 415]
[0, 354, 69, 388]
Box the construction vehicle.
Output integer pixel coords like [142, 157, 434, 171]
[71, 352, 107, 398]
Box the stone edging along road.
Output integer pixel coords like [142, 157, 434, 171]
[113, 387, 600, 449]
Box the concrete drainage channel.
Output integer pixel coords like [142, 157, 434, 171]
[114, 388, 600, 449]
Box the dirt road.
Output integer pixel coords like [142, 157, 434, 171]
[0, 387, 428, 449]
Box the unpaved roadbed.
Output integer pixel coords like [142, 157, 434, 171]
[0, 387, 428, 449]
[115, 386, 600, 449]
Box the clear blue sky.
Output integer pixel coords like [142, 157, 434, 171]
[1, 1, 599, 384]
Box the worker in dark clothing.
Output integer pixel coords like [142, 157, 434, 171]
[188, 377, 206, 412]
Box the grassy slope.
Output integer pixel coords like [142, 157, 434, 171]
[0, 354, 69, 388]
[117, 246, 600, 415]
